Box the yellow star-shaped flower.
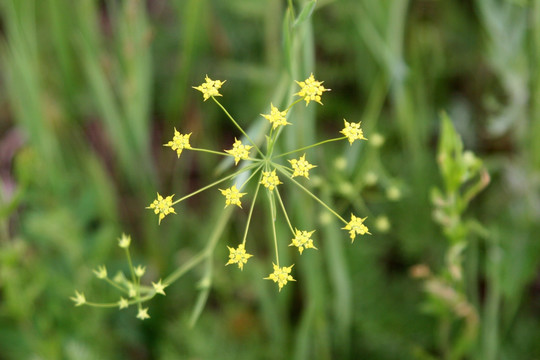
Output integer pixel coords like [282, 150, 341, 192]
[137, 307, 150, 320]
[340, 119, 367, 145]
[289, 229, 317, 255]
[164, 128, 192, 158]
[289, 154, 316, 178]
[193, 75, 226, 101]
[70, 291, 86, 307]
[152, 279, 167, 295]
[147, 193, 176, 224]
[342, 214, 370, 242]
[261, 103, 290, 129]
[134, 265, 146, 277]
[118, 297, 129, 309]
[260, 169, 282, 191]
[225, 138, 253, 165]
[225, 244, 253, 271]
[118, 233, 131, 248]
[219, 185, 246, 208]
[93, 265, 108, 279]
[264, 263, 295, 291]
[295, 73, 330, 106]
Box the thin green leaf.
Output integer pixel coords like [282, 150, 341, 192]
[294, 1, 317, 27]
[282, 8, 293, 74]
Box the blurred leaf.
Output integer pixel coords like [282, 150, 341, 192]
[294, 1, 316, 27]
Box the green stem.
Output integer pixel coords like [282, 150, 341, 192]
[124, 248, 137, 290]
[273, 162, 293, 177]
[84, 293, 155, 308]
[136, 270, 143, 307]
[191, 147, 260, 162]
[287, 0, 296, 20]
[242, 174, 263, 245]
[275, 187, 295, 235]
[104, 277, 128, 293]
[268, 189, 280, 265]
[189, 147, 229, 156]
[275, 164, 347, 224]
[164, 206, 233, 284]
[267, 128, 279, 158]
[266, 99, 302, 156]
[114, 277, 153, 293]
[163, 249, 207, 285]
[274, 137, 346, 158]
[285, 97, 303, 112]
[172, 163, 259, 205]
[212, 97, 264, 157]
[84, 302, 125, 308]
[240, 163, 264, 190]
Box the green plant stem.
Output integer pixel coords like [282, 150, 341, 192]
[274, 165, 347, 223]
[275, 187, 295, 235]
[266, 98, 303, 155]
[242, 174, 263, 245]
[274, 137, 346, 158]
[163, 206, 233, 285]
[84, 293, 155, 308]
[268, 189, 280, 266]
[287, 0, 296, 20]
[104, 277, 128, 293]
[164, 249, 205, 285]
[114, 277, 153, 293]
[285, 97, 303, 112]
[267, 127, 280, 158]
[190, 147, 259, 162]
[439, 317, 451, 360]
[189, 257, 213, 327]
[172, 163, 259, 205]
[212, 97, 264, 157]
[240, 163, 264, 190]
[124, 248, 137, 290]
[83, 302, 123, 308]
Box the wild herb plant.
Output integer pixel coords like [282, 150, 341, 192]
[71, 73, 370, 319]
[3, 0, 540, 358]
[412, 114, 490, 359]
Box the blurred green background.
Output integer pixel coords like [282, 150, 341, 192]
[1, 0, 540, 359]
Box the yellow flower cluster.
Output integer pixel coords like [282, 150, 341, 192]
[72, 70, 378, 325]
[147, 193, 176, 224]
[261, 104, 290, 129]
[192, 75, 226, 101]
[343, 214, 370, 242]
[289, 229, 317, 254]
[164, 128, 191, 157]
[220, 185, 246, 208]
[74, 73, 376, 322]
[295, 73, 330, 105]
[289, 155, 316, 178]
[260, 169, 282, 191]
[72, 232, 175, 321]
[226, 244, 253, 271]
[264, 263, 295, 291]
[147, 74, 371, 292]
[225, 138, 253, 165]
[340, 119, 367, 145]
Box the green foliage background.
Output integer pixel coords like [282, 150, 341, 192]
[1, 0, 539, 359]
